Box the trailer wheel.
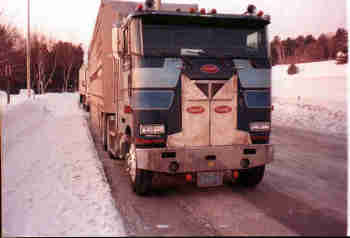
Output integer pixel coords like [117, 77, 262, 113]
[239, 165, 265, 187]
[126, 144, 153, 195]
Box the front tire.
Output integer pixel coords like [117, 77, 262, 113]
[126, 144, 153, 195]
[239, 165, 265, 187]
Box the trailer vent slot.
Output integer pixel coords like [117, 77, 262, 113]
[162, 152, 176, 158]
[244, 148, 256, 155]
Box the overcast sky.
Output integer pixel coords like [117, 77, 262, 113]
[0, 0, 347, 50]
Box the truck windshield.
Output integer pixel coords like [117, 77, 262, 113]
[141, 23, 267, 58]
[132, 90, 174, 110]
[132, 57, 182, 88]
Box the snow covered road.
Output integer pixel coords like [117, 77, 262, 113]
[2, 94, 126, 236]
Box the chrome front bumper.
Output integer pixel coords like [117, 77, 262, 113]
[136, 144, 274, 173]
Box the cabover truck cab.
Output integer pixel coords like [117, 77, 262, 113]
[110, 5, 273, 195]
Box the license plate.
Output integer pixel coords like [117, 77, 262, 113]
[197, 172, 223, 187]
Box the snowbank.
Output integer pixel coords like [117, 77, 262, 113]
[0, 90, 7, 105]
[2, 93, 126, 236]
[272, 60, 347, 136]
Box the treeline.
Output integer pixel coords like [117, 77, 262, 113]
[0, 18, 84, 94]
[270, 28, 348, 65]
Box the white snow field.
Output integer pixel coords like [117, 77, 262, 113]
[0, 60, 346, 236]
[2, 93, 126, 236]
[271, 60, 347, 137]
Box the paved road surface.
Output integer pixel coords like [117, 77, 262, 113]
[89, 119, 347, 236]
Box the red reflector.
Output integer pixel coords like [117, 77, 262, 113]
[271, 105, 274, 111]
[124, 105, 133, 114]
[189, 8, 196, 13]
[200, 8, 206, 14]
[186, 106, 205, 114]
[257, 10, 264, 17]
[135, 138, 165, 144]
[214, 105, 232, 114]
[210, 9, 217, 14]
[200, 64, 220, 74]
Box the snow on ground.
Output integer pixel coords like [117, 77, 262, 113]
[2, 93, 126, 236]
[272, 60, 347, 136]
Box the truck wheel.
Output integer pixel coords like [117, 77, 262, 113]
[119, 141, 130, 160]
[102, 116, 107, 151]
[126, 144, 153, 195]
[239, 165, 265, 187]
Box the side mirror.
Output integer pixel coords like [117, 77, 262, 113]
[112, 23, 123, 56]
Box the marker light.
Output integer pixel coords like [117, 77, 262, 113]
[257, 10, 264, 17]
[189, 8, 196, 13]
[185, 174, 192, 182]
[136, 4, 143, 11]
[233, 171, 239, 179]
[124, 105, 133, 114]
[145, 0, 154, 9]
[247, 4, 256, 14]
[200, 8, 206, 14]
[210, 9, 217, 14]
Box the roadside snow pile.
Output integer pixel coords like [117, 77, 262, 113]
[0, 90, 7, 105]
[272, 60, 347, 136]
[2, 93, 126, 236]
[272, 98, 346, 136]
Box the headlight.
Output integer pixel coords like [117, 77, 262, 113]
[140, 124, 165, 136]
[249, 122, 270, 132]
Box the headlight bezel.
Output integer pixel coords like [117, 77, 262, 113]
[139, 124, 165, 136]
[249, 121, 271, 132]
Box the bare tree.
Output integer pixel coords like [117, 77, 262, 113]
[55, 42, 83, 92]
[42, 38, 57, 93]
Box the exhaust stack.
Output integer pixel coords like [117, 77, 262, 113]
[155, 0, 161, 10]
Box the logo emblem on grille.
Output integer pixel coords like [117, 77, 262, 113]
[187, 106, 205, 114]
[200, 64, 220, 74]
[214, 105, 232, 113]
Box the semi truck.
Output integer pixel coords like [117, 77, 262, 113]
[87, 0, 274, 195]
[79, 64, 88, 110]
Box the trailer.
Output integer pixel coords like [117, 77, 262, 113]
[88, 0, 274, 195]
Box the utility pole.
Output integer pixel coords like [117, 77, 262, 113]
[26, 0, 31, 98]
